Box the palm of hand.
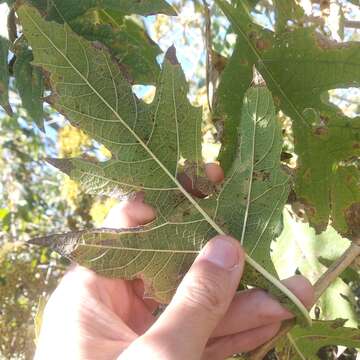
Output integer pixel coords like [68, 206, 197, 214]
[36, 266, 158, 360]
[35, 166, 314, 360]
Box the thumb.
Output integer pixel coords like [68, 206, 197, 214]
[147, 236, 245, 358]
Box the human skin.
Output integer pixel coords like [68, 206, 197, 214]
[34, 164, 314, 360]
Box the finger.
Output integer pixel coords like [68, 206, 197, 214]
[204, 322, 281, 360]
[106, 163, 223, 227]
[131, 279, 160, 313]
[102, 194, 156, 228]
[142, 236, 245, 359]
[212, 275, 314, 337]
[205, 163, 224, 183]
[177, 162, 224, 198]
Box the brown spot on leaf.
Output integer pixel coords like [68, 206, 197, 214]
[273, 96, 281, 107]
[256, 38, 270, 51]
[303, 168, 311, 181]
[330, 318, 347, 328]
[253, 170, 270, 181]
[319, 115, 330, 124]
[345, 203, 360, 240]
[313, 126, 328, 137]
[281, 151, 293, 161]
[249, 31, 258, 41]
[212, 51, 227, 73]
[240, 59, 248, 65]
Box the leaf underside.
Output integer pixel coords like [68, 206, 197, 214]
[14, 43, 44, 129]
[215, 0, 360, 237]
[19, 4, 310, 324]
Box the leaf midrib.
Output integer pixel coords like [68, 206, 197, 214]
[21, 5, 311, 325]
[287, 333, 307, 360]
[23, 8, 223, 234]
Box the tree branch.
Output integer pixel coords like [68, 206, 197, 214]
[303, 15, 360, 30]
[344, 20, 360, 29]
[202, 0, 213, 113]
[7, 8, 17, 43]
[247, 241, 360, 360]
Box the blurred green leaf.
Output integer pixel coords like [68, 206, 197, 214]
[70, 11, 161, 84]
[14, 44, 44, 129]
[272, 210, 357, 326]
[0, 36, 12, 115]
[0, 208, 9, 220]
[30, 0, 176, 22]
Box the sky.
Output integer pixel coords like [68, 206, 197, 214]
[0, 4, 9, 39]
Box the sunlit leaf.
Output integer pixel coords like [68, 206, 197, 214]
[272, 210, 357, 327]
[276, 319, 360, 359]
[19, 4, 310, 324]
[215, 0, 360, 235]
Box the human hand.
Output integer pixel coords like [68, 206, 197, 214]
[35, 165, 314, 360]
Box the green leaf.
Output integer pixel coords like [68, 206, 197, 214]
[272, 210, 357, 327]
[331, 165, 360, 239]
[0, 35, 12, 115]
[18, 4, 312, 324]
[30, 0, 176, 23]
[276, 319, 360, 360]
[69, 10, 161, 84]
[0, 208, 9, 221]
[30, 0, 168, 84]
[215, 0, 360, 235]
[273, 0, 305, 33]
[14, 44, 44, 129]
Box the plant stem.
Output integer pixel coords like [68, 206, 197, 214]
[344, 20, 360, 29]
[314, 242, 360, 301]
[7, 8, 17, 44]
[247, 241, 360, 360]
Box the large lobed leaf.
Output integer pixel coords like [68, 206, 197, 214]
[272, 210, 358, 327]
[18, 4, 310, 323]
[276, 319, 360, 359]
[215, 0, 360, 237]
[30, 0, 172, 85]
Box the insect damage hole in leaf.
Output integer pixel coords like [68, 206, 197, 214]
[18, 4, 311, 326]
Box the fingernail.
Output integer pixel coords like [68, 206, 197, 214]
[200, 237, 240, 270]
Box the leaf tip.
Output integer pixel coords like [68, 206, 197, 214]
[165, 45, 179, 65]
[28, 231, 82, 257]
[46, 157, 74, 174]
[2, 103, 13, 117]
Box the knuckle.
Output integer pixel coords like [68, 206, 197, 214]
[182, 271, 228, 314]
